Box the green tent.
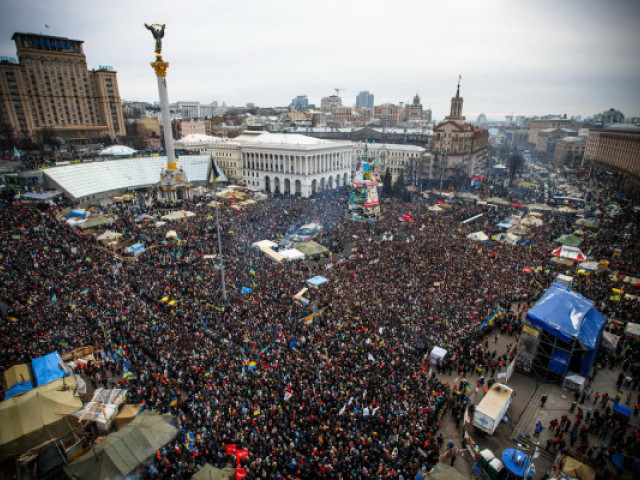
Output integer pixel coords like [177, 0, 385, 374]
[64, 411, 177, 480]
[79, 216, 116, 230]
[192, 463, 234, 480]
[294, 241, 329, 257]
[554, 234, 583, 247]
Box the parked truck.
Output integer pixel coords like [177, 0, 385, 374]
[472, 383, 514, 434]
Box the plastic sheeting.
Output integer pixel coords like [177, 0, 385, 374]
[32, 352, 67, 386]
[526, 283, 606, 377]
[4, 381, 33, 400]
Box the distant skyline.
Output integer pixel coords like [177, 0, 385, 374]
[1, 0, 639, 120]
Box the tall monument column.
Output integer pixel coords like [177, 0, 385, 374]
[146, 23, 191, 202]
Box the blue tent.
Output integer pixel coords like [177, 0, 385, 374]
[307, 276, 329, 287]
[66, 209, 87, 218]
[526, 283, 606, 378]
[32, 352, 67, 386]
[125, 243, 145, 254]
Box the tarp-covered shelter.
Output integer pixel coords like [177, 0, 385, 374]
[520, 283, 606, 380]
[294, 241, 329, 257]
[429, 346, 447, 366]
[32, 352, 67, 386]
[625, 322, 640, 337]
[73, 388, 127, 427]
[307, 276, 329, 287]
[64, 412, 177, 480]
[0, 377, 82, 462]
[559, 455, 595, 480]
[161, 210, 196, 221]
[551, 245, 586, 262]
[192, 463, 234, 480]
[467, 231, 489, 242]
[96, 230, 123, 243]
[554, 234, 583, 247]
[79, 216, 115, 231]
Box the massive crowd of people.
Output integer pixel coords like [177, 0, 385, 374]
[1, 178, 640, 478]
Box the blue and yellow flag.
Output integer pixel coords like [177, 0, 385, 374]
[170, 397, 178, 407]
[211, 158, 221, 182]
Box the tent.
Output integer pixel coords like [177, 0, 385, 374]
[554, 234, 583, 247]
[0, 377, 82, 462]
[508, 226, 529, 236]
[307, 276, 329, 287]
[501, 449, 535, 479]
[467, 231, 489, 242]
[279, 249, 305, 261]
[4, 381, 34, 401]
[66, 209, 87, 218]
[527, 203, 554, 212]
[427, 205, 443, 212]
[625, 323, 640, 337]
[160, 210, 196, 221]
[125, 243, 145, 255]
[96, 230, 123, 243]
[192, 463, 234, 480]
[79, 216, 115, 230]
[99, 145, 136, 156]
[64, 412, 178, 480]
[551, 246, 586, 262]
[134, 214, 156, 223]
[115, 404, 145, 430]
[487, 197, 511, 205]
[32, 352, 67, 386]
[429, 346, 447, 366]
[576, 218, 600, 230]
[522, 283, 606, 379]
[294, 241, 329, 257]
[521, 216, 543, 227]
[73, 388, 128, 427]
[560, 456, 595, 480]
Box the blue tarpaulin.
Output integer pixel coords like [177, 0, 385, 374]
[501, 449, 535, 479]
[526, 283, 606, 377]
[66, 209, 86, 218]
[125, 243, 145, 254]
[307, 276, 328, 287]
[32, 351, 67, 386]
[4, 381, 33, 400]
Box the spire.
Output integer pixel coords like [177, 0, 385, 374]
[456, 74, 461, 98]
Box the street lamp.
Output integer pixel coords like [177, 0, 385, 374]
[439, 148, 447, 190]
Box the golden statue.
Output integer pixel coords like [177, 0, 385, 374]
[145, 23, 166, 58]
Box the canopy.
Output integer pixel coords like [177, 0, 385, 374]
[0, 377, 81, 462]
[487, 197, 511, 205]
[125, 243, 145, 254]
[2, 364, 32, 391]
[294, 241, 329, 257]
[79, 216, 115, 230]
[32, 352, 66, 386]
[427, 205, 443, 212]
[429, 346, 447, 365]
[134, 214, 156, 223]
[551, 245, 586, 262]
[497, 222, 511, 228]
[554, 234, 583, 247]
[66, 209, 87, 218]
[307, 276, 329, 287]
[165, 230, 178, 239]
[576, 218, 600, 230]
[467, 231, 489, 242]
[501, 449, 535, 478]
[64, 412, 178, 480]
[625, 323, 640, 337]
[521, 216, 543, 227]
[161, 210, 196, 221]
[560, 456, 595, 480]
[527, 203, 554, 211]
[192, 464, 234, 480]
[508, 225, 529, 235]
[279, 249, 305, 261]
[526, 283, 606, 376]
[99, 145, 137, 156]
[73, 388, 128, 425]
[96, 230, 123, 242]
[578, 261, 600, 272]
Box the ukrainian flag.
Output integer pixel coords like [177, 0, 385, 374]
[80, 288, 89, 295]
[59, 340, 69, 348]
[123, 371, 137, 380]
[170, 397, 178, 407]
[196, 275, 203, 282]
[211, 158, 221, 182]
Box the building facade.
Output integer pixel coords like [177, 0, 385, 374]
[430, 81, 489, 186]
[0, 32, 125, 142]
[405, 94, 423, 123]
[528, 118, 573, 145]
[239, 133, 352, 197]
[180, 119, 209, 138]
[175, 133, 243, 183]
[552, 136, 586, 169]
[320, 95, 342, 112]
[354, 143, 428, 184]
[374, 104, 403, 126]
[583, 125, 640, 196]
[292, 95, 309, 110]
[356, 91, 374, 109]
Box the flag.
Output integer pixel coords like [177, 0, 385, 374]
[80, 288, 89, 295]
[160, 296, 169, 303]
[196, 275, 203, 282]
[401, 213, 415, 223]
[247, 361, 256, 371]
[13, 147, 21, 159]
[123, 371, 137, 380]
[59, 340, 69, 348]
[225, 444, 237, 456]
[51, 293, 57, 302]
[7, 317, 18, 323]
[249, 269, 255, 276]
[253, 406, 260, 416]
[170, 397, 178, 407]
[235, 468, 247, 480]
[236, 449, 249, 465]
[211, 158, 221, 182]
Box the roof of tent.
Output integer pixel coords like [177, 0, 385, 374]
[192, 463, 235, 480]
[2, 364, 32, 391]
[526, 283, 606, 349]
[0, 377, 81, 462]
[555, 234, 583, 247]
[64, 412, 177, 480]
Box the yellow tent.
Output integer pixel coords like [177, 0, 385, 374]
[2, 364, 31, 391]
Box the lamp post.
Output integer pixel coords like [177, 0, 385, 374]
[439, 148, 447, 190]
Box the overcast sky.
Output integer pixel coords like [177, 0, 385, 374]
[1, 0, 639, 120]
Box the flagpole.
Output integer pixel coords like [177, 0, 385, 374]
[213, 175, 227, 302]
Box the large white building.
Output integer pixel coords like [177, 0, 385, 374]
[176, 132, 353, 197]
[237, 132, 353, 197]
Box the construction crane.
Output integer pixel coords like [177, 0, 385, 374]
[334, 87, 344, 97]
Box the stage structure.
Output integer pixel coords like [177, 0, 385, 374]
[146, 23, 192, 202]
[516, 282, 606, 383]
[348, 143, 380, 221]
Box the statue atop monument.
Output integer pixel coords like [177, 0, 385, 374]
[145, 23, 166, 58]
